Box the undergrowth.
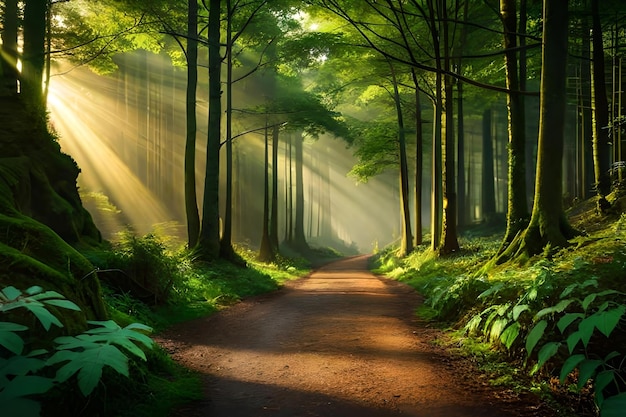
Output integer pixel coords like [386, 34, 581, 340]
[72, 229, 310, 416]
[373, 214, 626, 417]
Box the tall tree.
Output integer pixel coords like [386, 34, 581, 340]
[437, 0, 459, 255]
[185, 0, 201, 248]
[590, 0, 611, 208]
[389, 60, 413, 256]
[500, 0, 576, 260]
[22, 0, 48, 111]
[498, 0, 529, 252]
[197, 0, 222, 260]
[1, 0, 19, 95]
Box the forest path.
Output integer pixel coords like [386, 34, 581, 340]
[156, 256, 545, 417]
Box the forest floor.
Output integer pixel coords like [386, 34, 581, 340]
[155, 255, 554, 417]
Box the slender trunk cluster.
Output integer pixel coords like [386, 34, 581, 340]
[499, 0, 529, 251]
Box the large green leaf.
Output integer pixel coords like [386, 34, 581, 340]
[48, 344, 129, 396]
[533, 342, 561, 375]
[566, 330, 582, 353]
[594, 370, 616, 407]
[0, 355, 47, 377]
[594, 306, 626, 338]
[84, 321, 154, 353]
[512, 304, 529, 321]
[42, 299, 81, 311]
[559, 354, 585, 383]
[489, 318, 509, 342]
[578, 315, 597, 348]
[500, 322, 521, 350]
[525, 320, 547, 356]
[535, 299, 574, 320]
[0, 329, 26, 355]
[1, 286, 21, 302]
[600, 393, 626, 417]
[478, 283, 505, 299]
[557, 313, 584, 333]
[577, 359, 603, 390]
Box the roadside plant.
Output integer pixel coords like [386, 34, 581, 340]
[0, 285, 154, 417]
[525, 278, 626, 416]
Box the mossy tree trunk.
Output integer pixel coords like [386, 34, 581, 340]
[500, 0, 576, 261]
[498, 0, 529, 253]
[22, 0, 47, 112]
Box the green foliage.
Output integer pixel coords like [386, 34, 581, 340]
[0, 285, 154, 416]
[374, 228, 626, 415]
[520, 278, 626, 411]
[88, 230, 184, 305]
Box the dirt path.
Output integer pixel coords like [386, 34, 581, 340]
[156, 256, 546, 417]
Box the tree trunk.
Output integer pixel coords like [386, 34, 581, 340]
[22, 0, 47, 112]
[411, 69, 423, 246]
[501, 0, 575, 261]
[438, 1, 459, 255]
[185, 0, 200, 248]
[1, 0, 19, 95]
[293, 132, 309, 251]
[259, 122, 275, 262]
[590, 0, 611, 200]
[220, 0, 236, 260]
[427, 0, 442, 251]
[482, 109, 497, 220]
[456, 0, 469, 229]
[390, 61, 413, 257]
[269, 124, 280, 251]
[198, 0, 222, 260]
[499, 0, 529, 252]
[578, 13, 594, 200]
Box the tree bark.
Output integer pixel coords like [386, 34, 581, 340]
[1, 0, 19, 95]
[411, 69, 423, 246]
[293, 132, 309, 251]
[198, 0, 222, 260]
[499, 0, 529, 252]
[220, 0, 236, 260]
[185, 0, 200, 248]
[427, 0, 442, 251]
[590, 0, 611, 200]
[22, 0, 48, 112]
[482, 109, 497, 220]
[389, 61, 413, 257]
[259, 122, 275, 262]
[269, 124, 280, 251]
[501, 0, 576, 261]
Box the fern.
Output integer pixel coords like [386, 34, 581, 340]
[0, 285, 155, 415]
[49, 321, 154, 396]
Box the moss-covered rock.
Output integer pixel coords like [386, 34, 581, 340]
[0, 95, 106, 333]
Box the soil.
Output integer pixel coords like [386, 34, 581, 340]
[156, 256, 552, 417]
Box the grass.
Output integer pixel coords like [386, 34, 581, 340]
[372, 193, 626, 417]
